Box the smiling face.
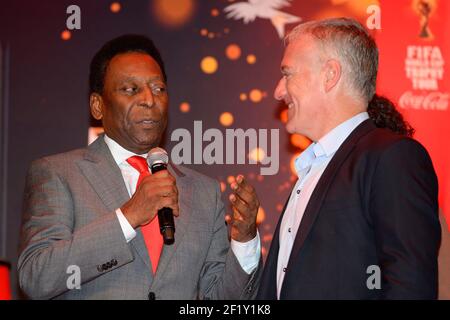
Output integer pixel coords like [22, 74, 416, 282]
[90, 52, 168, 154]
[274, 35, 329, 141]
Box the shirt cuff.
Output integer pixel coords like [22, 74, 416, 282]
[230, 230, 261, 274]
[115, 208, 137, 243]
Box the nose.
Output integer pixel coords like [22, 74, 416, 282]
[274, 77, 286, 101]
[139, 86, 155, 108]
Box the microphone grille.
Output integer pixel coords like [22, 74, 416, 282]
[147, 147, 169, 167]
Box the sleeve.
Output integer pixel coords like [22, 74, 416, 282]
[198, 181, 263, 300]
[116, 208, 137, 243]
[18, 158, 135, 299]
[231, 231, 261, 274]
[369, 138, 441, 299]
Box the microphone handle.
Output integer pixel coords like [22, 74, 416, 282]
[158, 208, 175, 245]
[151, 162, 175, 245]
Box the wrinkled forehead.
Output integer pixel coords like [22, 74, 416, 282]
[106, 52, 165, 82]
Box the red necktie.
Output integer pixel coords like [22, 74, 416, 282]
[126, 156, 163, 274]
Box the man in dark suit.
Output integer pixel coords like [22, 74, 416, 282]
[257, 18, 441, 299]
[18, 35, 262, 299]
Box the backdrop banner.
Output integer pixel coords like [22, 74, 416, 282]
[378, 0, 450, 227]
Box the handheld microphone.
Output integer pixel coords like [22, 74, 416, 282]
[147, 147, 175, 245]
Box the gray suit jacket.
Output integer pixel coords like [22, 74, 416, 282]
[18, 136, 261, 299]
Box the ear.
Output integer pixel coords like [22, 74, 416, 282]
[90, 93, 103, 120]
[323, 59, 341, 93]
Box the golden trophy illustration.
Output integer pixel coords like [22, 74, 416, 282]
[414, 0, 436, 39]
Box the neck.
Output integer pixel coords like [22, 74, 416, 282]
[312, 97, 366, 141]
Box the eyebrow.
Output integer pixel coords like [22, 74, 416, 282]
[120, 76, 164, 83]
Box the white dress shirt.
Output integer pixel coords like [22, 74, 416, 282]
[276, 112, 369, 298]
[103, 135, 260, 274]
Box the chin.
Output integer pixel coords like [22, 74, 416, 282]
[133, 137, 160, 153]
[140, 140, 159, 150]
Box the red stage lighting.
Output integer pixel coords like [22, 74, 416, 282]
[0, 260, 11, 300]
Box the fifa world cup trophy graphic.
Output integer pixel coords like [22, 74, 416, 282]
[415, 0, 435, 39]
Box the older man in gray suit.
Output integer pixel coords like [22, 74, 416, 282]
[18, 35, 262, 300]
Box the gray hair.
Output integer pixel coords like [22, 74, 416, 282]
[285, 17, 378, 102]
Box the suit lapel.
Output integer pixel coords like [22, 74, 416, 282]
[76, 136, 153, 278]
[77, 137, 130, 212]
[258, 196, 290, 299]
[151, 163, 192, 287]
[283, 120, 376, 288]
[130, 231, 153, 276]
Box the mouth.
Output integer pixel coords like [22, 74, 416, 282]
[136, 119, 160, 128]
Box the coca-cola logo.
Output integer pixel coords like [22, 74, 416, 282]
[399, 91, 449, 110]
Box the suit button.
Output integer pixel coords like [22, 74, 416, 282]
[106, 262, 112, 269]
[111, 259, 118, 266]
[102, 263, 107, 271]
[148, 292, 156, 300]
[97, 265, 103, 272]
[247, 279, 254, 293]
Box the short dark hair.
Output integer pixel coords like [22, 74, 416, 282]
[89, 34, 167, 96]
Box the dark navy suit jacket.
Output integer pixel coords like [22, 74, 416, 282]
[257, 119, 441, 299]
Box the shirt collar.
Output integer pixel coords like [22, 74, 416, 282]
[295, 143, 316, 172]
[294, 112, 369, 176]
[103, 134, 148, 166]
[315, 111, 369, 158]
